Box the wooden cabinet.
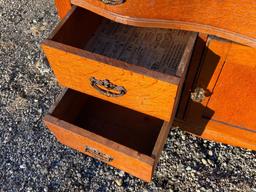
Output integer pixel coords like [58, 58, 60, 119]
[42, 0, 256, 182]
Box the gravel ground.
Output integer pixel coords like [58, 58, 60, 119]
[0, 0, 256, 191]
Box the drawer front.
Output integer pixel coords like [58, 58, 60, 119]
[44, 115, 154, 181]
[42, 43, 178, 121]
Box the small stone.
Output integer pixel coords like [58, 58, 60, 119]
[207, 159, 213, 165]
[118, 171, 125, 177]
[202, 159, 208, 165]
[208, 150, 213, 156]
[40, 25, 46, 31]
[115, 179, 123, 186]
[38, 108, 42, 114]
[77, 173, 81, 178]
[31, 26, 40, 36]
[186, 166, 192, 171]
[41, 168, 48, 174]
[171, 177, 177, 181]
[20, 164, 26, 169]
[181, 135, 186, 140]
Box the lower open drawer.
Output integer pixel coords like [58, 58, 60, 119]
[44, 89, 171, 182]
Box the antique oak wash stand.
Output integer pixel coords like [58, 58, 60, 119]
[41, 0, 256, 181]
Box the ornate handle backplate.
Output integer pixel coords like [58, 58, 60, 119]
[101, 0, 125, 5]
[90, 77, 127, 97]
[85, 146, 113, 163]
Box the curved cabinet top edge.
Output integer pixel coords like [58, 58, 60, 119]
[71, 0, 256, 48]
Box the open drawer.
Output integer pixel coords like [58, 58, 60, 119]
[44, 89, 171, 182]
[42, 7, 197, 121]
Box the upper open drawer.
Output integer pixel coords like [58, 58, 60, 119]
[42, 7, 197, 121]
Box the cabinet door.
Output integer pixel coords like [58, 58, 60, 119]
[203, 41, 256, 131]
[176, 37, 256, 150]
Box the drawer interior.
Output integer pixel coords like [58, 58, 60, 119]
[51, 7, 196, 77]
[51, 89, 164, 156]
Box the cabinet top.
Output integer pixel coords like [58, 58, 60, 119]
[72, 0, 256, 47]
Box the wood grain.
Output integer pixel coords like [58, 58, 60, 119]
[151, 121, 171, 169]
[72, 0, 256, 47]
[175, 119, 256, 150]
[180, 38, 232, 123]
[42, 7, 197, 121]
[45, 115, 154, 181]
[44, 89, 171, 182]
[84, 20, 194, 77]
[204, 42, 256, 131]
[177, 37, 256, 150]
[197, 37, 232, 110]
[42, 42, 177, 121]
[176, 33, 208, 119]
[55, 0, 72, 19]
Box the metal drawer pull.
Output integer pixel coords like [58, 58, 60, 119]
[90, 77, 127, 97]
[85, 146, 113, 163]
[101, 0, 125, 5]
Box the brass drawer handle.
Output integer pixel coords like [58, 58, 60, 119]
[85, 146, 113, 163]
[101, 0, 125, 5]
[90, 77, 127, 97]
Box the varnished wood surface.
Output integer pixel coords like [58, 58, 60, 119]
[151, 121, 171, 169]
[175, 119, 256, 150]
[42, 7, 197, 121]
[44, 89, 171, 181]
[177, 37, 256, 150]
[54, 0, 71, 19]
[42, 42, 177, 121]
[197, 37, 232, 114]
[45, 115, 154, 181]
[72, 0, 256, 47]
[204, 41, 256, 131]
[176, 33, 208, 119]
